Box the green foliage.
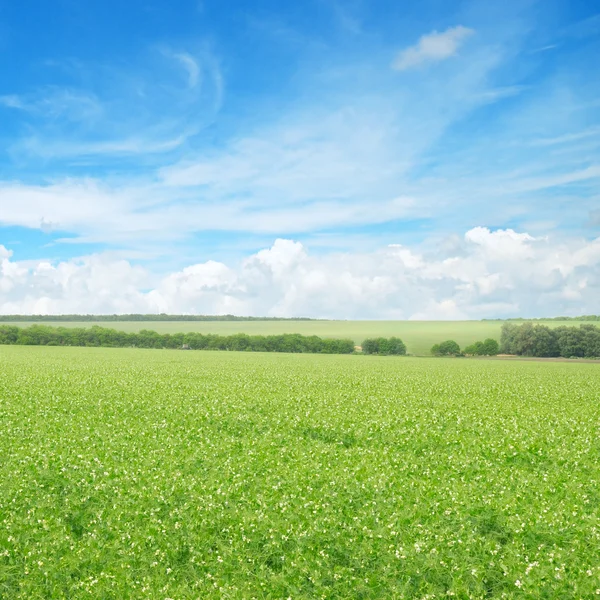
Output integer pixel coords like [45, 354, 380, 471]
[464, 338, 500, 356]
[2, 320, 584, 355]
[0, 347, 599, 598]
[361, 336, 407, 355]
[431, 339, 461, 356]
[0, 325, 354, 355]
[499, 322, 600, 358]
[482, 338, 500, 355]
[5, 321, 599, 357]
[500, 323, 519, 354]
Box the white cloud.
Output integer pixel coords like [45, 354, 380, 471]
[0, 253, 149, 314]
[393, 26, 474, 71]
[0, 178, 419, 242]
[1, 229, 598, 319]
[464, 226, 537, 260]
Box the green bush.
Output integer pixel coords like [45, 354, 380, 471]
[361, 337, 406, 355]
[431, 340, 461, 356]
[464, 338, 499, 356]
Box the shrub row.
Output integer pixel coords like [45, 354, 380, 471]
[0, 325, 354, 354]
[430, 338, 500, 357]
[500, 322, 600, 358]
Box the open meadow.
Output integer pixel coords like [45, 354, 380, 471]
[0, 320, 577, 355]
[1, 346, 599, 598]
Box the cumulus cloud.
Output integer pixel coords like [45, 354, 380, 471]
[0, 252, 150, 314]
[393, 26, 474, 71]
[1, 229, 599, 318]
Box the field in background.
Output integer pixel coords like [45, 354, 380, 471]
[1, 346, 599, 598]
[0, 319, 577, 354]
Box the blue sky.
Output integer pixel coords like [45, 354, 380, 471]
[0, 0, 599, 317]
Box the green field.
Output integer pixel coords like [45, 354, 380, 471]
[0, 320, 577, 355]
[1, 346, 599, 598]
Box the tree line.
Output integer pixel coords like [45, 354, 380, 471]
[2, 322, 597, 358]
[0, 325, 418, 356]
[0, 314, 316, 322]
[500, 322, 600, 358]
[430, 324, 600, 359]
[0, 325, 354, 354]
[483, 315, 600, 322]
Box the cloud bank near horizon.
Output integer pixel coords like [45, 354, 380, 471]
[1, 227, 598, 319]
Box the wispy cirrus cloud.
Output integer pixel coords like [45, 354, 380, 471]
[0, 48, 222, 163]
[164, 50, 201, 88]
[393, 25, 474, 70]
[0, 87, 103, 122]
[530, 126, 600, 147]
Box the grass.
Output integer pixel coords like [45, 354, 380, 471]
[1, 345, 599, 598]
[0, 319, 577, 355]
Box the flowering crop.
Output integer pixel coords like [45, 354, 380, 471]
[0, 346, 599, 598]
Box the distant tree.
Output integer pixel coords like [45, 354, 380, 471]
[0, 326, 20, 344]
[499, 323, 519, 354]
[513, 324, 559, 357]
[582, 325, 600, 358]
[361, 337, 406, 355]
[555, 326, 585, 358]
[487, 322, 600, 358]
[464, 341, 484, 355]
[482, 338, 499, 355]
[377, 337, 391, 355]
[322, 338, 355, 354]
[387, 337, 407, 355]
[431, 340, 461, 356]
[361, 338, 378, 354]
[464, 338, 499, 356]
